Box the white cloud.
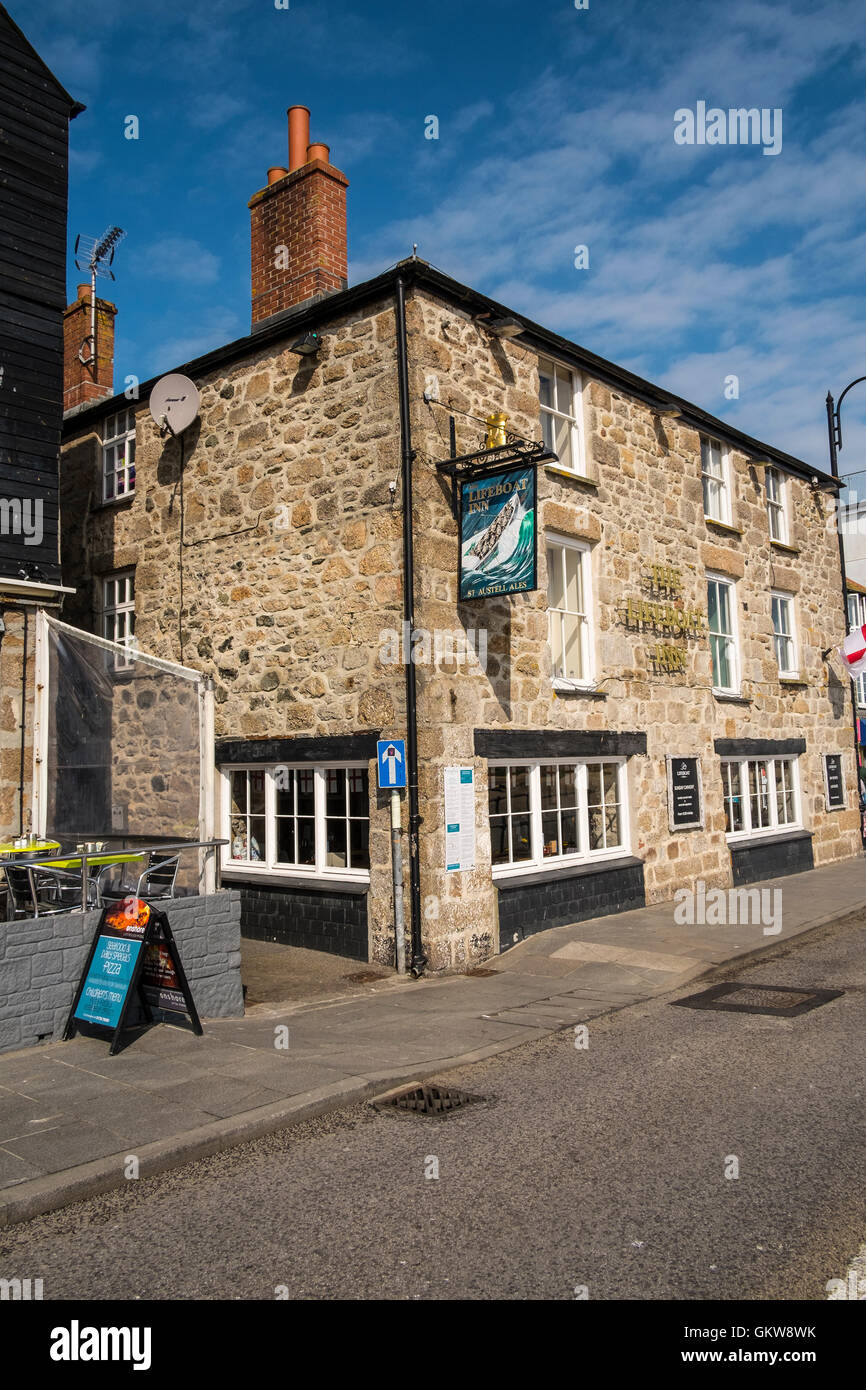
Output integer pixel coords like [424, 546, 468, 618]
[144, 306, 244, 377]
[129, 237, 221, 287]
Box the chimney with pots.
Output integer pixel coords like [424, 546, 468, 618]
[63, 283, 117, 411]
[248, 105, 349, 329]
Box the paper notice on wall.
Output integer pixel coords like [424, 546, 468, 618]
[445, 766, 475, 873]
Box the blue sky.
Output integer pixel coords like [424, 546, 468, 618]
[20, 0, 866, 472]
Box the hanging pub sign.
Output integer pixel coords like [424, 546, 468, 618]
[64, 898, 202, 1055]
[459, 464, 537, 601]
[667, 756, 704, 831]
[823, 753, 846, 811]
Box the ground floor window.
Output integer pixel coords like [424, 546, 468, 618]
[488, 759, 628, 875]
[721, 756, 800, 840]
[220, 763, 370, 880]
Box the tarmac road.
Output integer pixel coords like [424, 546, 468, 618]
[2, 911, 865, 1301]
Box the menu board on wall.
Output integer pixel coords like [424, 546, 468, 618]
[823, 753, 846, 811]
[445, 766, 476, 872]
[667, 756, 703, 831]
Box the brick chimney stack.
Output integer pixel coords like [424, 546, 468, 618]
[248, 105, 349, 329]
[63, 283, 117, 411]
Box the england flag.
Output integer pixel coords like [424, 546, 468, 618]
[841, 625, 866, 679]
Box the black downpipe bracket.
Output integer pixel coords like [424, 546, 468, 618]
[395, 277, 427, 977]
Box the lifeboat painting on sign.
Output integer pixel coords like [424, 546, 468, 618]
[459, 465, 537, 601]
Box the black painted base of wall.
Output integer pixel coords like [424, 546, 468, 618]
[496, 857, 646, 951]
[729, 832, 814, 886]
[234, 881, 368, 960]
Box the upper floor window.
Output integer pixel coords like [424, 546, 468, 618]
[701, 435, 731, 525]
[771, 591, 798, 677]
[102, 571, 135, 670]
[221, 764, 370, 880]
[765, 466, 788, 544]
[707, 574, 738, 693]
[546, 535, 593, 686]
[539, 357, 584, 474]
[103, 408, 136, 501]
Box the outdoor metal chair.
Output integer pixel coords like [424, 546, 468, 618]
[102, 852, 180, 903]
[3, 864, 36, 918]
[4, 864, 88, 917]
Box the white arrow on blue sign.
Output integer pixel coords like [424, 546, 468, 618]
[377, 739, 407, 789]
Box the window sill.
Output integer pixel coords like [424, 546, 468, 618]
[493, 853, 642, 890]
[221, 867, 370, 893]
[704, 518, 743, 537]
[726, 827, 810, 850]
[544, 464, 598, 488]
[94, 493, 136, 511]
[771, 539, 799, 556]
[713, 691, 751, 704]
[552, 679, 606, 699]
[779, 677, 807, 687]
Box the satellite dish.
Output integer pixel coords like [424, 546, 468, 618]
[149, 374, 200, 436]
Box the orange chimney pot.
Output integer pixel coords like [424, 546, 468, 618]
[287, 105, 310, 171]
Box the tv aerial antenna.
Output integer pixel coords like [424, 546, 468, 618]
[73, 224, 125, 368]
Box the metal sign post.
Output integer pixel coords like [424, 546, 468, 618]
[378, 741, 408, 972]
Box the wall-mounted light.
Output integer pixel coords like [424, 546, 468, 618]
[474, 311, 524, 339]
[488, 316, 524, 339]
[289, 330, 321, 356]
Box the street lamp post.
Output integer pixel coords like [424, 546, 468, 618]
[826, 379, 866, 844]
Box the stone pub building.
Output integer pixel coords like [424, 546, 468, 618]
[60, 105, 861, 972]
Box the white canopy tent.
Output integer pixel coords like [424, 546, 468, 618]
[31, 612, 215, 892]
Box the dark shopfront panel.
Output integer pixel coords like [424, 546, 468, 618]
[496, 856, 646, 950]
[729, 831, 814, 886]
[234, 879, 368, 960]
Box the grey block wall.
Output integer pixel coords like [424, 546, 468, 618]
[0, 890, 244, 1055]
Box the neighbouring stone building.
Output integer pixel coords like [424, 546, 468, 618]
[59, 105, 862, 972]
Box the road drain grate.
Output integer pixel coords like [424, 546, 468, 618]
[672, 982, 844, 1017]
[372, 1083, 483, 1116]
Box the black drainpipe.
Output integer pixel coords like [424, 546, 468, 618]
[825, 401, 864, 844]
[395, 276, 426, 976]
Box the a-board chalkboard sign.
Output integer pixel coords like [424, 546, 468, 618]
[64, 898, 202, 1055]
[667, 756, 703, 831]
[823, 753, 846, 811]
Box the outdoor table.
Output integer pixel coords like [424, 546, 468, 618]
[0, 850, 147, 917]
[35, 852, 145, 871]
[0, 840, 61, 857]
